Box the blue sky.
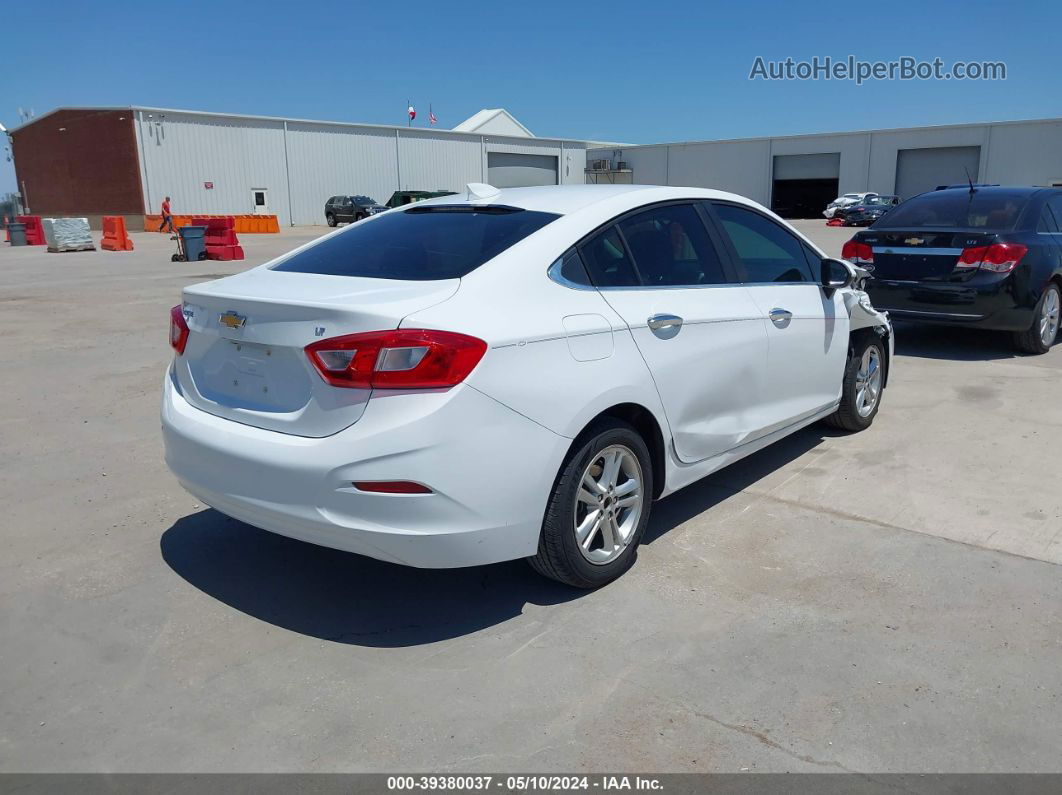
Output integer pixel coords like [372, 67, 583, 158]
[3, 0, 1061, 194]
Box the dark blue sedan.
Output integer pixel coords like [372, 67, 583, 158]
[843, 186, 1062, 354]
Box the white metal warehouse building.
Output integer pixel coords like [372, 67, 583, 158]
[587, 117, 1062, 217]
[130, 107, 588, 226]
[11, 108, 1062, 224]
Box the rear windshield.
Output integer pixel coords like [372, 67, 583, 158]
[272, 205, 559, 280]
[877, 190, 1030, 230]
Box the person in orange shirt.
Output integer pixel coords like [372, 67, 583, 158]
[158, 196, 174, 234]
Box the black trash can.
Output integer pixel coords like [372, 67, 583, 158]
[177, 225, 208, 262]
[7, 222, 27, 246]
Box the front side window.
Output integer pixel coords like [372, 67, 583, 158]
[617, 204, 728, 286]
[713, 203, 816, 283]
[273, 205, 558, 280]
[579, 226, 640, 287]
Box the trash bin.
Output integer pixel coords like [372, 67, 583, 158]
[177, 225, 207, 262]
[7, 222, 27, 246]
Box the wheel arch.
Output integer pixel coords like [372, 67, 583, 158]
[570, 402, 667, 500]
[849, 324, 890, 389]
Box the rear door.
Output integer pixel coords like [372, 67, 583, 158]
[582, 202, 770, 463]
[709, 202, 848, 432]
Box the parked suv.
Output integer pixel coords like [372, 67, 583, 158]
[386, 190, 457, 208]
[325, 195, 387, 226]
[843, 186, 1062, 354]
[164, 185, 892, 588]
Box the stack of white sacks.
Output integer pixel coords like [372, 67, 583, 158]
[43, 217, 95, 252]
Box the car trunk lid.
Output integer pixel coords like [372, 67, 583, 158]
[174, 269, 459, 437]
[858, 229, 998, 280]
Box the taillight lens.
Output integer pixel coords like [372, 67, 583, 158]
[841, 240, 874, 265]
[169, 304, 189, 355]
[305, 329, 487, 389]
[956, 242, 1028, 273]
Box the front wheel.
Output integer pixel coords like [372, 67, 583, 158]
[1013, 283, 1060, 355]
[325, 213, 336, 227]
[529, 419, 654, 589]
[825, 337, 884, 432]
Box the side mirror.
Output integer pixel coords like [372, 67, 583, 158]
[821, 257, 856, 293]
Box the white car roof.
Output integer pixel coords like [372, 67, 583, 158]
[408, 184, 763, 216]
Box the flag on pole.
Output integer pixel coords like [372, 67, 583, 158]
[429, 105, 437, 126]
[407, 103, 416, 125]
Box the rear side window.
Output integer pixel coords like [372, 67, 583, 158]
[273, 206, 558, 280]
[1046, 197, 1062, 232]
[878, 190, 1030, 230]
[1038, 206, 1059, 233]
[617, 203, 728, 286]
[579, 227, 640, 287]
[713, 204, 816, 283]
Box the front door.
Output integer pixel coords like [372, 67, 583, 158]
[251, 189, 268, 215]
[709, 201, 849, 434]
[580, 202, 770, 463]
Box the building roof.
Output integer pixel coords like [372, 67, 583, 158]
[7, 105, 587, 144]
[451, 109, 534, 137]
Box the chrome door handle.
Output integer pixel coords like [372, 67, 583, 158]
[768, 308, 793, 325]
[647, 313, 683, 331]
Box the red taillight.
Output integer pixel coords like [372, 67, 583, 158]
[841, 240, 874, 265]
[956, 242, 1028, 273]
[169, 304, 189, 355]
[352, 481, 433, 494]
[305, 329, 487, 389]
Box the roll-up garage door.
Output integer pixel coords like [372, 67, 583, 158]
[771, 153, 841, 218]
[895, 146, 981, 199]
[487, 152, 558, 188]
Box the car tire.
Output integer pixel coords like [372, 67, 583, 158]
[1013, 283, 1060, 355]
[326, 213, 336, 227]
[528, 419, 654, 589]
[824, 336, 885, 432]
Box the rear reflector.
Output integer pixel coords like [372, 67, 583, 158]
[841, 240, 874, 265]
[956, 242, 1028, 273]
[352, 481, 433, 494]
[170, 304, 189, 355]
[305, 329, 487, 389]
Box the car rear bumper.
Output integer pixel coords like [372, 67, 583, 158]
[865, 275, 1033, 330]
[161, 370, 569, 568]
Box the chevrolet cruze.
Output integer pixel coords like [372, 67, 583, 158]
[163, 184, 893, 588]
[843, 186, 1062, 354]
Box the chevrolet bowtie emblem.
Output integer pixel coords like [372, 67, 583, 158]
[218, 311, 246, 329]
[904, 237, 925, 246]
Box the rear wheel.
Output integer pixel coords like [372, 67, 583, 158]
[326, 213, 336, 227]
[825, 336, 884, 432]
[529, 419, 653, 589]
[1013, 283, 1060, 355]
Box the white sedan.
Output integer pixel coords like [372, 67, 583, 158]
[163, 184, 892, 588]
[824, 192, 877, 218]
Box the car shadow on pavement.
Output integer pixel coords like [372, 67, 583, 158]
[161, 424, 841, 648]
[642, 424, 836, 545]
[891, 320, 1021, 361]
[160, 511, 583, 648]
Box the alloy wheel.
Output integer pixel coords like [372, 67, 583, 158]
[573, 445, 644, 565]
[1040, 288, 1060, 348]
[855, 346, 882, 418]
